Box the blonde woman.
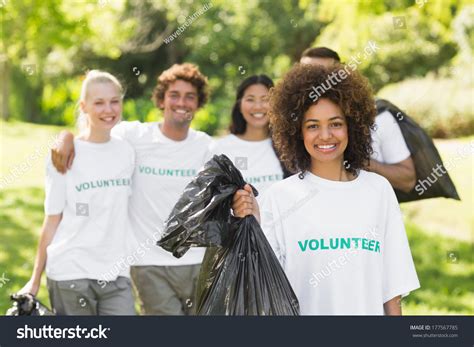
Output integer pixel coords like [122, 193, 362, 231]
[19, 70, 136, 315]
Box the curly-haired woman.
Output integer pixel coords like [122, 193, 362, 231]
[232, 64, 419, 315]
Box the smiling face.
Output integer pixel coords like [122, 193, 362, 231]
[160, 79, 199, 125]
[240, 83, 270, 130]
[80, 81, 122, 131]
[301, 98, 348, 166]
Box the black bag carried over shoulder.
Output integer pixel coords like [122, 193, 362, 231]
[375, 99, 460, 203]
[158, 154, 299, 315]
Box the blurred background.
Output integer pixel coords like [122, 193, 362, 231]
[0, 0, 473, 315]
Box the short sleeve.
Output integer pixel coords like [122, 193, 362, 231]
[382, 181, 420, 302]
[111, 120, 142, 144]
[204, 138, 216, 162]
[260, 191, 286, 268]
[44, 154, 67, 215]
[374, 111, 411, 164]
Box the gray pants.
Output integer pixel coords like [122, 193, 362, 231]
[47, 277, 136, 315]
[131, 264, 200, 315]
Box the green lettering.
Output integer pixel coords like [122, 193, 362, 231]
[298, 240, 309, 252]
[352, 238, 361, 249]
[309, 239, 319, 250]
[341, 238, 351, 249]
[329, 238, 339, 249]
[362, 238, 369, 250]
[320, 239, 329, 250]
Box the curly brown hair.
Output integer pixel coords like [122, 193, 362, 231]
[269, 63, 376, 176]
[152, 63, 209, 109]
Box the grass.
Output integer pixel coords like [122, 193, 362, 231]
[0, 120, 472, 315]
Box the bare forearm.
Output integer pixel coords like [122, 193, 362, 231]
[368, 160, 416, 193]
[384, 296, 402, 315]
[30, 216, 61, 284]
[52, 131, 75, 173]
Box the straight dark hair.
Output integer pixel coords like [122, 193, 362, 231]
[229, 74, 274, 135]
[229, 74, 292, 178]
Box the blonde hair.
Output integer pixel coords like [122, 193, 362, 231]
[76, 70, 124, 131]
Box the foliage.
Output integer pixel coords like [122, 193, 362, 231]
[0, 0, 472, 136]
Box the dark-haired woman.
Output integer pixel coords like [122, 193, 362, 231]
[232, 64, 419, 315]
[210, 75, 290, 198]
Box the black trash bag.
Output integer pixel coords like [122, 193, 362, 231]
[6, 293, 54, 316]
[376, 99, 460, 203]
[158, 154, 300, 315]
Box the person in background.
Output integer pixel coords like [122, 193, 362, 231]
[50, 63, 213, 315]
[19, 70, 136, 315]
[300, 46, 416, 193]
[209, 74, 290, 198]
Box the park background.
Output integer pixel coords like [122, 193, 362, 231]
[0, 0, 472, 315]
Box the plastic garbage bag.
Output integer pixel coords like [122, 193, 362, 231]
[376, 99, 460, 203]
[6, 293, 54, 316]
[158, 154, 299, 315]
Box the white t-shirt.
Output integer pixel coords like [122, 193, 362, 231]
[112, 121, 213, 266]
[371, 110, 411, 164]
[208, 134, 284, 199]
[260, 170, 420, 315]
[45, 137, 135, 281]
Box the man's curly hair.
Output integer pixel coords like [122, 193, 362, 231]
[152, 63, 209, 109]
[269, 63, 376, 176]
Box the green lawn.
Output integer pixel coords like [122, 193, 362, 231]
[0, 120, 472, 315]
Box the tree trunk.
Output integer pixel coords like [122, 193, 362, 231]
[0, 57, 9, 121]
